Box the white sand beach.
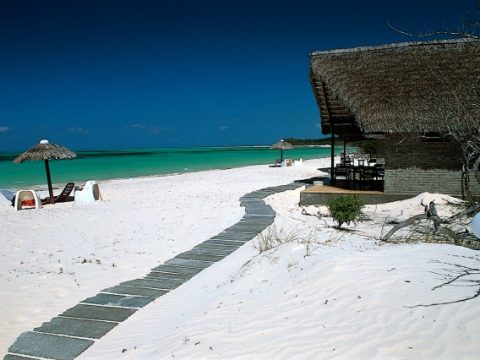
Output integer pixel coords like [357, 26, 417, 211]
[1, 158, 480, 359]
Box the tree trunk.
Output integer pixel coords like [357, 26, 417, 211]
[382, 214, 428, 241]
[382, 201, 442, 241]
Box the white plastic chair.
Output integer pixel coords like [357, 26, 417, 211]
[15, 190, 41, 210]
[74, 180, 102, 204]
[293, 158, 303, 167]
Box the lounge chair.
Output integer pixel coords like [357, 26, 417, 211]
[0, 189, 15, 203]
[74, 180, 102, 204]
[42, 182, 75, 205]
[1, 189, 16, 207]
[14, 190, 41, 210]
[293, 158, 303, 166]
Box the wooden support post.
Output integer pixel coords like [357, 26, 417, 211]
[44, 160, 55, 204]
[331, 124, 335, 181]
[320, 82, 335, 182]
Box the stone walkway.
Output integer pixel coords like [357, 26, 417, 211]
[5, 183, 303, 360]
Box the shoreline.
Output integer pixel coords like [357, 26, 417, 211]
[4, 154, 335, 192]
[0, 147, 339, 190]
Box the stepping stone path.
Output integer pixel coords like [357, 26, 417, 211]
[5, 183, 303, 360]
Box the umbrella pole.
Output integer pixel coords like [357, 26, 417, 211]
[280, 149, 284, 162]
[44, 160, 55, 204]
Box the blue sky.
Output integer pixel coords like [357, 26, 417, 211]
[0, 0, 477, 150]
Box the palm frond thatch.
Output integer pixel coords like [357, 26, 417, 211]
[271, 140, 294, 150]
[14, 142, 76, 163]
[310, 38, 480, 135]
[14, 140, 77, 205]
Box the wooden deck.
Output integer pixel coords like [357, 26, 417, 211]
[303, 184, 383, 195]
[300, 184, 411, 205]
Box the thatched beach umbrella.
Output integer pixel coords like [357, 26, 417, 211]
[271, 139, 294, 162]
[14, 139, 76, 204]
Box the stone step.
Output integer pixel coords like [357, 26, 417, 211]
[146, 270, 194, 281]
[165, 257, 215, 269]
[242, 213, 275, 218]
[8, 331, 93, 360]
[34, 317, 117, 340]
[61, 304, 136, 322]
[240, 199, 264, 203]
[101, 285, 168, 298]
[210, 233, 252, 241]
[238, 219, 273, 227]
[5, 354, 42, 360]
[227, 225, 269, 233]
[204, 239, 247, 247]
[119, 278, 183, 291]
[244, 203, 273, 208]
[238, 216, 273, 222]
[151, 264, 204, 275]
[243, 198, 265, 203]
[216, 230, 258, 237]
[212, 236, 255, 243]
[81, 293, 153, 309]
[210, 233, 252, 239]
[230, 220, 271, 227]
[189, 245, 236, 256]
[243, 207, 275, 214]
[176, 252, 225, 262]
[196, 242, 240, 251]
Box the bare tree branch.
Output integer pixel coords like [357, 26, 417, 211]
[408, 258, 480, 307]
[386, 21, 480, 40]
[382, 201, 444, 241]
[409, 288, 480, 307]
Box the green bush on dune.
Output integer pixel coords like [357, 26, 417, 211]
[327, 195, 364, 228]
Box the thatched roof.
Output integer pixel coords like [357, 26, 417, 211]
[310, 39, 480, 137]
[14, 140, 76, 163]
[271, 139, 294, 150]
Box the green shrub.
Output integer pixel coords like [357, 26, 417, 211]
[327, 195, 364, 228]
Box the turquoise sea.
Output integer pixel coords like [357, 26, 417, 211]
[0, 146, 341, 189]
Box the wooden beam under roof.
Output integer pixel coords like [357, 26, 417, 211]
[310, 71, 364, 139]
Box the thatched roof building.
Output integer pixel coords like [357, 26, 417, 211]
[310, 39, 480, 139]
[309, 39, 480, 197]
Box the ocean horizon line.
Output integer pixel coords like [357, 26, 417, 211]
[0, 143, 332, 155]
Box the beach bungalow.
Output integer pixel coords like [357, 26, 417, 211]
[309, 38, 480, 198]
